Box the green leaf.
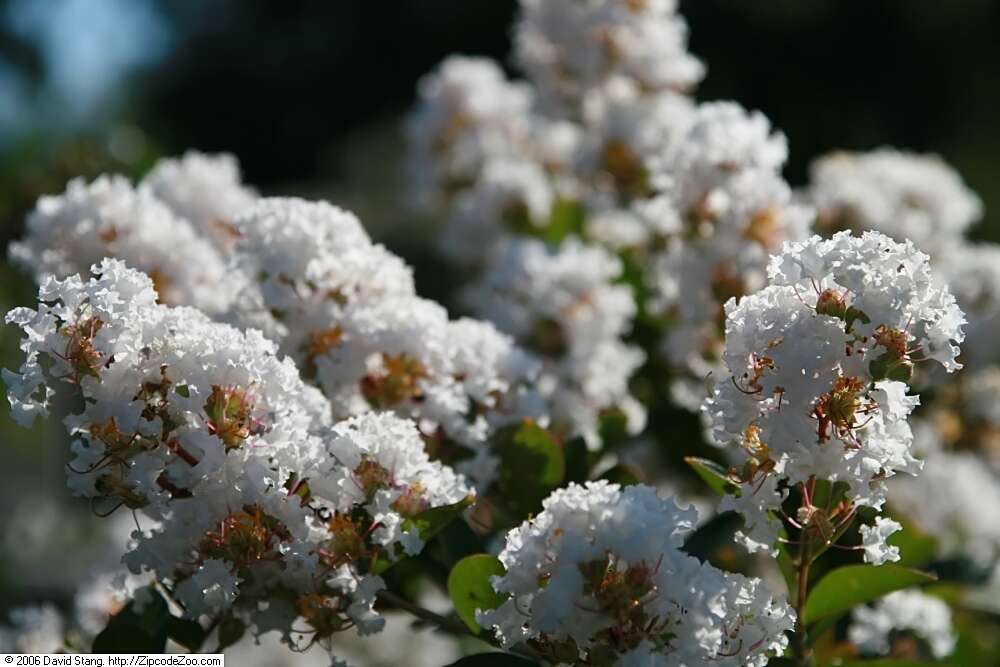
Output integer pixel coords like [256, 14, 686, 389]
[805, 612, 841, 649]
[404, 495, 476, 544]
[92, 586, 169, 653]
[166, 616, 206, 652]
[684, 456, 739, 496]
[597, 408, 630, 449]
[499, 421, 565, 518]
[599, 464, 642, 486]
[446, 653, 541, 667]
[844, 305, 871, 332]
[543, 199, 585, 244]
[888, 518, 938, 568]
[869, 350, 913, 382]
[447, 554, 508, 632]
[805, 564, 937, 624]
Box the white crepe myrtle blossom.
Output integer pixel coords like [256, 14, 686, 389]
[4, 260, 328, 504]
[514, 0, 704, 115]
[848, 589, 956, 659]
[463, 238, 645, 448]
[650, 101, 789, 193]
[858, 518, 903, 566]
[439, 158, 555, 266]
[703, 231, 965, 558]
[406, 56, 535, 211]
[3, 261, 473, 646]
[644, 101, 813, 409]
[228, 196, 415, 343]
[936, 242, 1000, 370]
[889, 446, 1000, 568]
[8, 174, 235, 314]
[230, 197, 547, 488]
[477, 481, 794, 666]
[142, 151, 258, 252]
[809, 149, 982, 256]
[575, 82, 695, 209]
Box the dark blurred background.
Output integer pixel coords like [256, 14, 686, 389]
[1, 0, 999, 249]
[0, 0, 998, 602]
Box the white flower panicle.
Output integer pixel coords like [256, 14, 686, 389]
[515, 0, 704, 115]
[406, 56, 535, 211]
[9, 175, 235, 315]
[703, 231, 965, 557]
[889, 446, 1000, 568]
[646, 101, 813, 409]
[651, 101, 789, 190]
[848, 589, 956, 659]
[229, 196, 415, 341]
[809, 149, 983, 256]
[230, 197, 547, 488]
[406, 3, 717, 434]
[477, 481, 794, 666]
[439, 158, 555, 266]
[766, 232, 966, 372]
[463, 238, 645, 449]
[142, 150, 258, 251]
[3, 260, 474, 645]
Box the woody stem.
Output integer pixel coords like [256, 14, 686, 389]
[792, 479, 815, 667]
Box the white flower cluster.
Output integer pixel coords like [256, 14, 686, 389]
[3, 260, 473, 645]
[478, 481, 794, 666]
[804, 147, 1000, 575]
[514, 0, 704, 114]
[8, 174, 236, 315]
[143, 150, 258, 251]
[406, 56, 535, 212]
[809, 149, 982, 257]
[462, 238, 645, 448]
[889, 439, 1000, 568]
[807, 149, 1000, 372]
[848, 589, 956, 659]
[230, 197, 547, 488]
[9, 152, 257, 316]
[645, 102, 813, 408]
[703, 231, 965, 559]
[409, 0, 818, 428]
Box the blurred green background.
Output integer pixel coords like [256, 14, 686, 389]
[1, 0, 998, 614]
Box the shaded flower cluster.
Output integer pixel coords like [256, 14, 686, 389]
[478, 481, 794, 666]
[4, 261, 472, 646]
